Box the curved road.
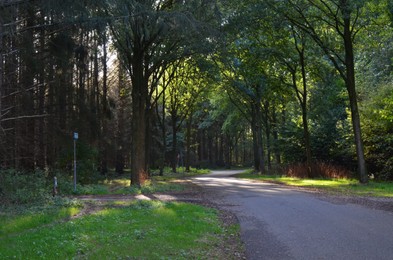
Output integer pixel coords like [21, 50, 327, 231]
[192, 170, 393, 260]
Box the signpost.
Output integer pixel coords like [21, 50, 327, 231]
[73, 132, 78, 192]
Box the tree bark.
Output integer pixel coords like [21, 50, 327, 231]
[130, 52, 149, 186]
[171, 110, 178, 173]
[0, 17, 3, 131]
[160, 89, 166, 176]
[251, 104, 266, 174]
[299, 48, 312, 177]
[100, 34, 109, 174]
[251, 107, 260, 172]
[185, 112, 193, 172]
[342, 6, 368, 183]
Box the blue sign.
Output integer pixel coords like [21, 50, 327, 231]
[73, 132, 79, 140]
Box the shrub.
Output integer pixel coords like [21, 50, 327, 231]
[283, 161, 353, 179]
[0, 169, 51, 205]
[57, 141, 99, 184]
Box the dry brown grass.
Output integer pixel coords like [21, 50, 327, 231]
[284, 161, 352, 179]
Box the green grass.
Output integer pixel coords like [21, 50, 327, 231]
[0, 206, 81, 237]
[0, 200, 225, 259]
[236, 171, 393, 197]
[65, 167, 209, 196]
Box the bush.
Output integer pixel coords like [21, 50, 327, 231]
[0, 169, 51, 205]
[361, 84, 393, 180]
[53, 171, 109, 195]
[57, 141, 99, 184]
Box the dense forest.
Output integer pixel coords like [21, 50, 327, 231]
[1, 0, 392, 186]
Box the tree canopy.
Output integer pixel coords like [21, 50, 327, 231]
[1, 0, 392, 185]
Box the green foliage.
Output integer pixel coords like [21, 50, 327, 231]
[0, 201, 225, 259]
[309, 74, 354, 162]
[362, 84, 393, 180]
[279, 123, 304, 162]
[58, 141, 99, 185]
[0, 169, 51, 205]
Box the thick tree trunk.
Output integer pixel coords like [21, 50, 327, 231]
[0, 18, 3, 132]
[299, 50, 312, 177]
[342, 11, 368, 183]
[251, 108, 260, 172]
[130, 54, 149, 186]
[251, 105, 266, 174]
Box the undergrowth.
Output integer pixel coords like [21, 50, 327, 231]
[0, 166, 210, 207]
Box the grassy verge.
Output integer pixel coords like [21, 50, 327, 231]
[0, 200, 230, 259]
[236, 170, 393, 197]
[62, 167, 210, 196]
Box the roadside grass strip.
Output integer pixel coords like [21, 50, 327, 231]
[236, 172, 393, 197]
[0, 200, 224, 259]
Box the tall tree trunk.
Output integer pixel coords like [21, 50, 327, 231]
[116, 65, 126, 175]
[225, 134, 231, 169]
[256, 104, 266, 174]
[130, 53, 149, 186]
[264, 101, 272, 171]
[145, 107, 152, 174]
[36, 25, 46, 169]
[251, 104, 266, 174]
[251, 107, 260, 172]
[299, 49, 312, 177]
[342, 7, 368, 183]
[0, 16, 3, 135]
[272, 105, 281, 164]
[185, 112, 193, 172]
[101, 34, 109, 174]
[171, 111, 177, 173]
[160, 90, 166, 176]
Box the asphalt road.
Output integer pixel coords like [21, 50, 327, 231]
[192, 170, 393, 260]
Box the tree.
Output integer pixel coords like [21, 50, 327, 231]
[108, 0, 219, 185]
[275, 0, 369, 183]
[163, 60, 208, 172]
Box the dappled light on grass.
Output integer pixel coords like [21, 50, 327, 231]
[237, 172, 393, 197]
[0, 201, 223, 259]
[0, 207, 81, 236]
[103, 177, 131, 191]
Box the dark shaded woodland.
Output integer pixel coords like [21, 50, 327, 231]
[1, 0, 392, 185]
